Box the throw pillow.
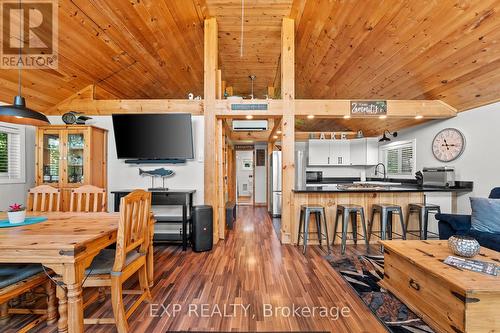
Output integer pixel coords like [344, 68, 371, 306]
[470, 197, 500, 233]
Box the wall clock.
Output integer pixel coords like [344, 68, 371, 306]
[432, 128, 466, 162]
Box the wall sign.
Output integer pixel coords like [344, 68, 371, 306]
[350, 100, 387, 115]
[231, 103, 268, 111]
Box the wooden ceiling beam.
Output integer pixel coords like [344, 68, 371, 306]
[46, 98, 204, 115]
[294, 99, 457, 118]
[268, 117, 282, 143]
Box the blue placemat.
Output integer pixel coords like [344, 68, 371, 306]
[0, 216, 48, 228]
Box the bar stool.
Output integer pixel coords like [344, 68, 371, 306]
[297, 205, 330, 254]
[368, 204, 406, 250]
[333, 204, 369, 255]
[406, 203, 441, 240]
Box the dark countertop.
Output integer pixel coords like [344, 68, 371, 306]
[295, 178, 473, 193]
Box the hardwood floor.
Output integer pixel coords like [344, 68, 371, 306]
[5, 206, 386, 332]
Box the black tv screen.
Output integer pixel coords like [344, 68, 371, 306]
[112, 113, 194, 160]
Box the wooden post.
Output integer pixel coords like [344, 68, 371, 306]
[216, 69, 222, 99]
[204, 18, 219, 244]
[221, 80, 226, 98]
[217, 119, 225, 239]
[280, 18, 295, 244]
[267, 86, 275, 99]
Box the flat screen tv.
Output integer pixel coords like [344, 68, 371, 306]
[112, 113, 194, 162]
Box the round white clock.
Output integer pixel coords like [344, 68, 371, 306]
[432, 128, 466, 162]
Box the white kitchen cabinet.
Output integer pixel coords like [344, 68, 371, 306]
[308, 139, 331, 165]
[331, 140, 351, 165]
[350, 138, 379, 165]
[308, 139, 350, 166]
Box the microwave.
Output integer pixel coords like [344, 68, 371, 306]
[306, 171, 323, 183]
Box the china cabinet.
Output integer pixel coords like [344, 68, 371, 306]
[35, 125, 107, 211]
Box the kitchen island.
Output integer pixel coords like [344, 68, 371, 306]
[290, 181, 473, 245]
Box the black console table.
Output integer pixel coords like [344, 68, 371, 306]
[112, 189, 196, 251]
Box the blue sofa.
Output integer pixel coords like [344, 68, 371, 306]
[436, 187, 500, 252]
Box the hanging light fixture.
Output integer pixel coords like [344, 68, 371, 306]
[379, 130, 398, 142]
[0, 0, 50, 126]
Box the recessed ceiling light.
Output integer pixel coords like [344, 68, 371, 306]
[343, 115, 351, 119]
[415, 115, 423, 119]
[246, 115, 253, 119]
[273, 135, 278, 139]
[379, 115, 387, 119]
[307, 115, 315, 119]
[277, 130, 282, 134]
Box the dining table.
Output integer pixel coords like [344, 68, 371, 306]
[0, 212, 120, 333]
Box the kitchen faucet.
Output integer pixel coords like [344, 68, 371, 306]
[375, 163, 387, 180]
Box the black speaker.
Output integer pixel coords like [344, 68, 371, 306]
[192, 205, 213, 252]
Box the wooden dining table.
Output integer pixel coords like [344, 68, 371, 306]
[0, 212, 120, 333]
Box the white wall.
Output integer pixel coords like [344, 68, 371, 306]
[394, 102, 500, 214]
[0, 126, 36, 210]
[47, 116, 205, 210]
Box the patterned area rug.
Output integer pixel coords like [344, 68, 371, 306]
[328, 254, 434, 333]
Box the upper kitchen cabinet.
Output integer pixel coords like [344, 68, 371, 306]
[350, 138, 379, 165]
[308, 139, 351, 166]
[36, 125, 108, 211]
[308, 139, 330, 165]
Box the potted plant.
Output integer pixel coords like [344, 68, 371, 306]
[7, 203, 26, 224]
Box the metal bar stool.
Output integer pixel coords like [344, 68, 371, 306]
[406, 203, 441, 240]
[368, 204, 406, 250]
[297, 205, 330, 254]
[333, 204, 369, 255]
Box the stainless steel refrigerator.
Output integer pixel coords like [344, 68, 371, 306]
[269, 151, 282, 217]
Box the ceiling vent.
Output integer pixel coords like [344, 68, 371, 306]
[232, 120, 268, 131]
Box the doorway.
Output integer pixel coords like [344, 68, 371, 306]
[236, 150, 254, 205]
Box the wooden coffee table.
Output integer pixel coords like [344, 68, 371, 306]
[379, 240, 499, 333]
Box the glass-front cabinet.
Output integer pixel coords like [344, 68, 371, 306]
[41, 131, 61, 184]
[66, 131, 86, 184]
[36, 125, 108, 211]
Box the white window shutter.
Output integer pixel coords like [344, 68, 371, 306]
[0, 123, 26, 183]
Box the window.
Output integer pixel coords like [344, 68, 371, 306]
[380, 140, 416, 177]
[0, 123, 26, 184]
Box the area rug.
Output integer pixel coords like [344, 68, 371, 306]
[327, 254, 434, 333]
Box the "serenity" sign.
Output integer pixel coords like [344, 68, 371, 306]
[350, 101, 387, 115]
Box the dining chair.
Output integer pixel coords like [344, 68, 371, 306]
[0, 265, 57, 332]
[69, 185, 107, 212]
[27, 185, 61, 212]
[57, 190, 152, 333]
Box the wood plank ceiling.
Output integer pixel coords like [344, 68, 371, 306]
[0, 0, 499, 119]
[205, 0, 293, 98]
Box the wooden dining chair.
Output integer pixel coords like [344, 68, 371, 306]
[69, 185, 107, 212]
[27, 185, 61, 212]
[57, 190, 152, 333]
[0, 265, 57, 333]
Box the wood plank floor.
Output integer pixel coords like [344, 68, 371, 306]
[8, 206, 387, 332]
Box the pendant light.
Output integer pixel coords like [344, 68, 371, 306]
[379, 130, 398, 142]
[0, 0, 50, 126]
